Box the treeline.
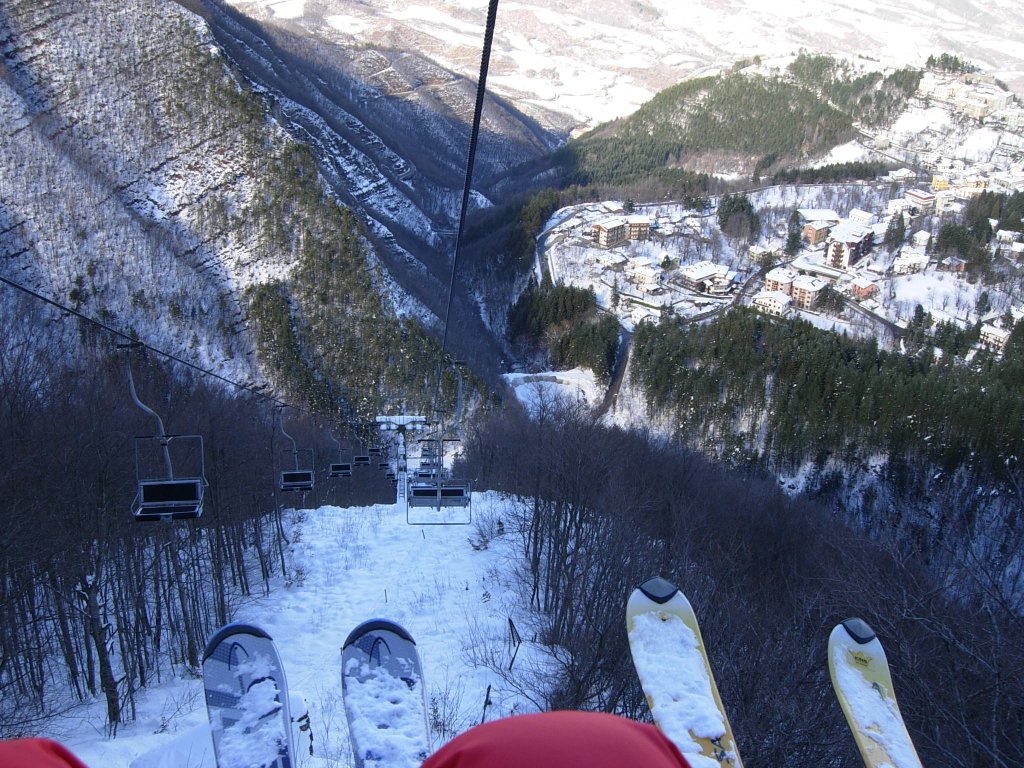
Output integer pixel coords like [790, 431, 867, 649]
[630, 308, 1024, 476]
[509, 284, 596, 340]
[926, 53, 978, 74]
[0, 297, 390, 735]
[787, 53, 922, 127]
[771, 160, 891, 184]
[459, 402, 1024, 768]
[509, 284, 620, 383]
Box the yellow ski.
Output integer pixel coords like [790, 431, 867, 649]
[626, 577, 743, 768]
[828, 618, 923, 768]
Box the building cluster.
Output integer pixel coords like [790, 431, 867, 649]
[753, 267, 830, 316]
[873, 71, 1024, 197]
[917, 71, 1019, 124]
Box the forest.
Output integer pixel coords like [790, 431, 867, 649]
[566, 72, 855, 188]
[630, 307, 1024, 476]
[786, 53, 923, 128]
[459, 399, 1023, 768]
[508, 284, 621, 384]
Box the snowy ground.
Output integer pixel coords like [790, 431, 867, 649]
[225, 1, 1024, 132]
[52, 494, 543, 768]
[502, 369, 601, 412]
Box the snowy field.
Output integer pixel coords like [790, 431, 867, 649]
[502, 369, 601, 412]
[225, 1, 1024, 131]
[53, 494, 543, 768]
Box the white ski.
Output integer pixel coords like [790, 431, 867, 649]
[828, 618, 923, 768]
[626, 577, 743, 768]
[203, 623, 295, 768]
[341, 619, 431, 768]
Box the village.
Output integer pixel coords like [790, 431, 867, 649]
[541, 174, 1024, 356]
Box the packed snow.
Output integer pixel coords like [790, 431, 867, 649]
[502, 369, 601, 412]
[56, 494, 544, 768]
[342, 654, 429, 767]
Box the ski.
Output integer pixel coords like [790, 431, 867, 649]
[626, 577, 743, 768]
[341, 619, 431, 768]
[202, 622, 295, 768]
[828, 618, 923, 768]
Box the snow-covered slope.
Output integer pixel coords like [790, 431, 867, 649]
[224, 0, 1024, 133]
[0, 1, 292, 384]
[55, 494, 543, 767]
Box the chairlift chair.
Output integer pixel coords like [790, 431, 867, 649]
[121, 346, 208, 522]
[329, 462, 353, 478]
[407, 481, 471, 508]
[131, 434, 208, 522]
[276, 409, 314, 492]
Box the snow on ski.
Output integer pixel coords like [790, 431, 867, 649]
[341, 619, 431, 768]
[202, 623, 295, 768]
[828, 618, 923, 768]
[626, 577, 743, 768]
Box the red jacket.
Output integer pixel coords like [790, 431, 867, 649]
[0, 739, 89, 768]
[422, 711, 691, 768]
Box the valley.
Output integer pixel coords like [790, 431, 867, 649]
[2, 2, 1024, 766]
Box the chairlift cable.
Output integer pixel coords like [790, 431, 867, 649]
[431, 0, 500, 418]
[0, 273, 288, 408]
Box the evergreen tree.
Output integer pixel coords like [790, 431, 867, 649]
[884, 212, 905, 249]
[785, 210, 802, 256]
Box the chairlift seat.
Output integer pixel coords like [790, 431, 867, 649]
[407, 483, 470, 508]
[132, 478, 204, 522]
[280, 469, 314, 492]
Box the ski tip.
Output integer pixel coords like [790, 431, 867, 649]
[838, 617, 876, 645]
[638, 576, 679, 604]
[343, 618, 416, 650]
[202, 622, 272, 662]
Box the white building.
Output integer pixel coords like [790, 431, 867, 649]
[980, 323, 1011, 353]
[905, 189, 936, 213]
[849, 208, 875, 226]
[752, 291, 793, 318]
[680, 261, 728, 292]
[893, 247, 930, 274]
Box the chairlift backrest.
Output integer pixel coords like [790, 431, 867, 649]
[407, 482, 470, 508]
[133, 477, 204, 522]
[353, 455, 370, 466]
[281, 469, 314, 492]
[329, 463, 353, 478]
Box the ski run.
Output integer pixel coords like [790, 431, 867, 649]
[65, 493, 542, 767]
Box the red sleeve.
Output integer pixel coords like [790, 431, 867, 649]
[421, 711, 690, 768]
[0, 739, 90, 767]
